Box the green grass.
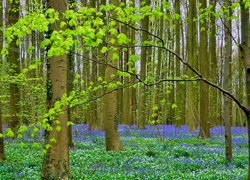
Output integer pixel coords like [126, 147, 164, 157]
[0, 136, 247, 179]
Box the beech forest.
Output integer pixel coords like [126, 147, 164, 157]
[0, 0, 250, 179]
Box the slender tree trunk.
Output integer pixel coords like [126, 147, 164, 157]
[67, 0, 75, 148]
[68, 48, 74, 148]
[0, 0, 5, 161]
[8, 0, 20, 135]
[103, 0, 123, 151]
[186, 0, 198, 132]
[42, 1, 69, 179]
[240, 1, 250, 178]
[138, 0, 150, 129]
[175, 0, 182, 127]
[130, 14, 137, 125]
[122, 0, 132, 125]
[209, 0, 218, 127]
[224, 1, 232, 161]
[199, 0, 211, 138]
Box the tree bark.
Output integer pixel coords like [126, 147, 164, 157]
[103, 0, 123, 151]
[186, 0, 198, 132]
[209, 0, 218, 127]
[8, 0, 21, 135]
[138, 0, 150, 129]
[224, 1, 232, 161]
[0, 0, 5, 161]
[199, 0, 211, 138]
[42, 0, 69, 179]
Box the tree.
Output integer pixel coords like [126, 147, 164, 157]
[103, 0, 123, 151]
[138, 0, 150, 129]
[223, 1, 232, 161]
[186, 0, 198, 131]
[42, 0, 69, 178]
[209, 0, 218, 126]
[240, 1, 250, 178]
[8, 0, 21, 135]
[199, 0, 211, 138]
[0, 0, 5, 161]
[174, 0, 182, 127]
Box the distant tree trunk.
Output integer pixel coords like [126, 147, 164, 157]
[103, 0, 123, 151]
[88, 0, 99, 130]
[122, 0, 133, 126]
[130, 10, 137, 125]
[199, 0, 211, 138]
[0, 0, 5, 161]
[175, 0, 182, 127]
[8, 0, 20, 135]
[209, 0, 218, 127]
[138, 0, 150, 129]
[68, 47, 74, 148]
[224, 1, 232, 161]
[68, 0, 75, 149]
[186, 0, 198, 132]
[240, 1, 250, 178]
[154, 2, 163, 124]
[42, 0, 69, 179]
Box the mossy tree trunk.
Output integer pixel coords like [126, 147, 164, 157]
[209, 0, 218, 127]
[8, 0, 21, 135]
[0, 0, 5, 161]
[42, 0, 69, 179]
[103, 0, 123, 151]
[199, 0, 211, 138]
[138, 0, 150, 129]
[186, 0, 198, 132]
[223, 1, 232, 161]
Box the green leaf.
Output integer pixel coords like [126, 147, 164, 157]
[112, 53, 119, 61]
[172, 104, 177, 109]
[45, 144, 51, 150]
[98, 76, 103, 82]
[32, 142, 40, 149]
[19, 142, 25, 148]
[67, 121, 74, 127]
[5, 128, 14, 137]
[50, 137, 56, 143]
[18, 125, 28, 133]
[56, 126, 62, 132]
[101, 46, 108, 54]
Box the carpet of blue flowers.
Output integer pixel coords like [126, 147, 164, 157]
[0, 125, 247, 179]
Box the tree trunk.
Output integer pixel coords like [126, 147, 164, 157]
[199, 0, 211, 138]
[42, 1, 69, 179]
[103, 0, 123, 151]
[0, 0, 5, 161]
[175, 0, 182, 127]
[122, 0, 133, 125]
[240, 1, 250, 178]
[8, 0, 20, 135]
[209, 0, 218, 127]
[186, 0, 198, 132]
[224, 1, 232, 161]
[138, 0, 150, 129]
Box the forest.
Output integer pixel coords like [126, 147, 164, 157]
[0, 0, 250, 179]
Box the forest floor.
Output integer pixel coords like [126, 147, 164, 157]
[0, 125, 247, 179]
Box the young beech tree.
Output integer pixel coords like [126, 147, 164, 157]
[199, 0, 211, 138]
[103, 0, 123, 151]
[8, 0, 21, 135]
[186, 0, 198, 132]
[0, 0, 5, 161]
[42, 0, 69, 179]
[223, 1, 233, 161]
